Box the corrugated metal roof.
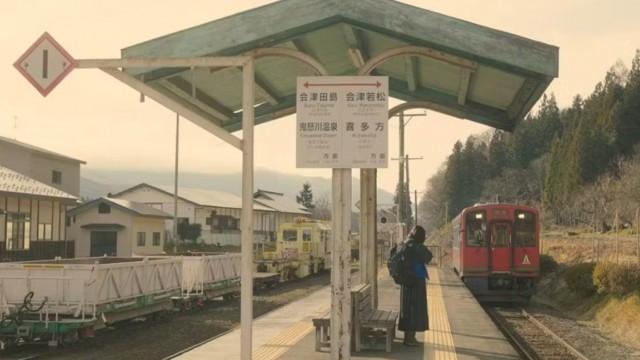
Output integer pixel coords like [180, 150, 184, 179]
[69, 197, 172, 218]
[254, 189, 311, 215]
[114, 183, 275, 212]
[0, 165, 77, 201]
[0, 136, 86, 164]
[121, 0, 558, 132]
[107, 198, 172, 217]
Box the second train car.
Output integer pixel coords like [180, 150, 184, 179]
[452, 203, 540, 301]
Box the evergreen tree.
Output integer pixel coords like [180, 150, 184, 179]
[393, 181, 413, 228]
[444, 141, 465, 220]
[616, 50, 640, 154]
[296, 182, 314, 209]
[488, 130, 513, 177]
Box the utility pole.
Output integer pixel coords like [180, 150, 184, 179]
[398, 112, 405, 225]
[414, 190, 418, 225]
[173, 114, 180, 254]
[636, 207, 639, 264]
[392, 155, 423, 227]
[445, 201, 449, 225]
[13, 116, 18, 140]
[391, 111, 427, 227]
[615, 209, 620, 264]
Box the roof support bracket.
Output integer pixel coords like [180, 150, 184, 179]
[253, 73, 279, 106]
[358, 45, 477, 76]
[405, 56, 419, 93]
[160, 78, 233, 122]
[342, 24, 367, 68]
[101, 67, 243, 150]
[457, 69, 472, 105]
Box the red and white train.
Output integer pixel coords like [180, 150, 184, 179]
[452, 203, 540, 301]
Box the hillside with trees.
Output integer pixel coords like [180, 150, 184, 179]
[419, 51, 640, 235]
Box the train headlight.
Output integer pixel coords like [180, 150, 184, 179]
[475, 213, 483, 220]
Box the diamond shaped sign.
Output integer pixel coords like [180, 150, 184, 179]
[14, 32, 76, 97]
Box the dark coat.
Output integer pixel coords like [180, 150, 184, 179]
[398, 240, 433, 332]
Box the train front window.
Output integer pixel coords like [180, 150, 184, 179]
[514, 211, 536, 247]
[302, 230, 312, 241]
[491, 223, 510, 247]
[283, 230, 298, 242]
[466, 211, 487, 247]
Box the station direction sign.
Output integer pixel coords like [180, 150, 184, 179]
[14, 32, 77, 97]
[296, 76, 389, 169]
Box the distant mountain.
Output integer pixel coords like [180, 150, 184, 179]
[80, 168, 395, 207]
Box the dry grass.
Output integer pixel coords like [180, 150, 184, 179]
[542, 229, 640, 265]
[538, 229, 640, 351]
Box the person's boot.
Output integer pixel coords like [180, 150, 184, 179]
[403, 331, 419, 346]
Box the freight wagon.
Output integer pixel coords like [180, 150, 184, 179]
[0, 254, 241, 349]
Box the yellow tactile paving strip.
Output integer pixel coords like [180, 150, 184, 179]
[255, 268, 459, 360]
[425, 269, 459, 360]
[253, 306, 329, 360]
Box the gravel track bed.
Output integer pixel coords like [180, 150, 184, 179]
[491, 306, 579, 360]
[525, 304, 640, 360]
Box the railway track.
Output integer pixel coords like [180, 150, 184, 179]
[485, 306, 590, 360]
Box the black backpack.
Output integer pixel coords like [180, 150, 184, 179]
[387, 240, 413, 285]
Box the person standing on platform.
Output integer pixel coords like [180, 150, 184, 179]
[398, 225, 433, 346]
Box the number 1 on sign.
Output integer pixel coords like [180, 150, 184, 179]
[42, 49, 48, 79]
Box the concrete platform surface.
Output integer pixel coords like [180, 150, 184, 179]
[178, 266, 519, 360]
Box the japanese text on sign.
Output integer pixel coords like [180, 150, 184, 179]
[296, 76, 389, 169]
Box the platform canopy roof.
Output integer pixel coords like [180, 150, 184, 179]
[122, 0, 558, 132]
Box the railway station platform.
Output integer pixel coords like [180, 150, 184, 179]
[177, 267, 519, 360]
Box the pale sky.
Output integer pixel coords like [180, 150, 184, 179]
[2, 1, 639, 193]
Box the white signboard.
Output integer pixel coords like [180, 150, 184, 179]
[296, 76, 389, 168]
[14, 32, 77, 97]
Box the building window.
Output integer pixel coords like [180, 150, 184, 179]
[137, 232, 146, 246]
[38, 223, 53, 241]
[98, 203, 111, 214]
[52, 170, 62, 185]
[209, 215, 238, 233]
[153, 232, 161, 246]
[6, 213, 30, 251]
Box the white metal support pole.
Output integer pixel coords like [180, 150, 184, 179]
[360, 169, 378, 307]
[173, 114, 180, 254]
[240, 58, 255, 360]
[398, 112, 405, 225]
[332, 168, 352, 360]
[359, 171, 368, 286]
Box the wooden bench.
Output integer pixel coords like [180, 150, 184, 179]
[311, 284, 398, 352]
[312, 310, 331, 351]
[352, 283, 397, 352]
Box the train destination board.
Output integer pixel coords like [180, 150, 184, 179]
[296, 76, 389, 169]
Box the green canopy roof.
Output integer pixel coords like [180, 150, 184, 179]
[122, 0, 558, 132]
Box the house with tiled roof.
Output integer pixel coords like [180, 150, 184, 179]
[0, 165, 77, 262]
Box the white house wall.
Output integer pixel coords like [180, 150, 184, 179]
[69, 206, 134, 257]
[131, 216, 166, 256]
[0, 142, 82, 197]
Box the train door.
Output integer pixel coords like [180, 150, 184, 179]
[464, 211, 489, 273]
[490, 222, 512, 273]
